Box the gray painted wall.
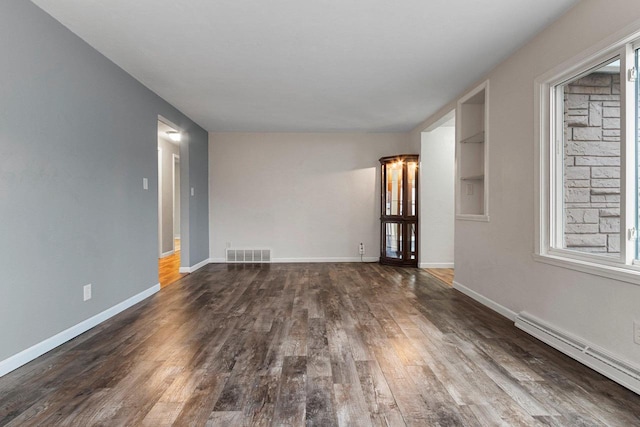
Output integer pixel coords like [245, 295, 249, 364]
[0, 0, 208, 362]
[187, 125, 209, 267]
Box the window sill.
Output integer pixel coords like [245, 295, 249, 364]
[533, 252, 640, 287]
[456, 214, 490, 222]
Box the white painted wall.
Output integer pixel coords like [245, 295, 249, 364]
[209, 133, 410, 261]
[419, 126, 455, 268]
[158, 136, 179, 255]
[409, 0, 640, 367]
[174, 157, 181, 238]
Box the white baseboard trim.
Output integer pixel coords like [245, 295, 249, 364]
[419, 262, 454, 268]
[453, 280, 517, 321]
[160, 250, 174, 258]
[515, 312, 640, 395]
[0, 283, 160, 378]
[179, 258, 211, 274]
[273, 257, 380, 263]
[206, 257, 381, 265]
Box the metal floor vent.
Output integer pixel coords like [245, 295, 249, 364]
[226, 248, 271, 263]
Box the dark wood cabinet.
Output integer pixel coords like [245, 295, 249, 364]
[379, 155, 419, 267]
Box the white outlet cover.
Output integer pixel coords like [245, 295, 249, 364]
[143, 177, 148, 190]
[83, 284, 92, 301]
[634, 321, 640, 345]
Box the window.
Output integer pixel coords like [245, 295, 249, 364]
[535, 32, 640, 283]
[557, 57, 621, 258]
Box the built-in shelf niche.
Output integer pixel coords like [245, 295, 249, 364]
[460, 130, 485, 144]
[460, 174, 484, 181]
[457, 81, 489, 221]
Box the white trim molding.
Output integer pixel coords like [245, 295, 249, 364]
[419, 262, 454, 269]
[160, 250, 174, 258]
[273, 257, 380, 263]
[186, 257, 382, 269]
[0, 283, 160, 378]
[452, 280, 517, 321]
[532, 253, 640, 287]
[179, 258, 211, 273]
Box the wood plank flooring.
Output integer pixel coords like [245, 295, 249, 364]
[159, 239, 186, 288]
[424, 268, 454, 286]
[1, 263, 639, 426]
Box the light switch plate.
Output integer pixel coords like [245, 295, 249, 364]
[143, 178, 148, 190]
[83, 284, 92, 301]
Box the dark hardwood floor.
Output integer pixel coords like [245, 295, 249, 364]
[1, 263, 639, 426]
[424, 268, 454, 287]
[159, 238, 186, 288]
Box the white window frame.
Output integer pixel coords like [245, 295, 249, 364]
[534, 27, 640, 286]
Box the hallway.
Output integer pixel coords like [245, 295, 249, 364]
[159, 239, 186, 288]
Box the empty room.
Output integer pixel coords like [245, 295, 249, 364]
[2, 0, 640, 425]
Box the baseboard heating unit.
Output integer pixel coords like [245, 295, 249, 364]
[515, 312, 640, 394]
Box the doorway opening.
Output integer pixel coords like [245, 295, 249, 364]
[158, 119, 186, 288]
[420, 110, 455, 286]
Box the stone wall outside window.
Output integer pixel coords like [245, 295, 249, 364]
[563, 72, 621, 255]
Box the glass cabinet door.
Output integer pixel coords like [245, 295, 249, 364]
[384, 222, 403, 259]
[380, 155, 419, 267]
[384, 161, 403, 216]
[407, 161, 418, 217]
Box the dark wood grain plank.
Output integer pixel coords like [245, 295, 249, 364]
[1, 263, 639, 427]
[272, 355, 307, 426]
[306, 376, 338, 427]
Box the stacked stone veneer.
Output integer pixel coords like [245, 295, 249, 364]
[564, 72, 620, 254]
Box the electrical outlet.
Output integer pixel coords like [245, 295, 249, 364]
[142, 178, 148, 190]
[634, 321, 640, 345]
[466, 183, 474, 195]
[359, 243, 365, 255]
[226, 242, 232, 248]
[83, 284, 92, 301]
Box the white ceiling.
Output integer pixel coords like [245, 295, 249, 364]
[157, 120, 179, 145]
[31, 0, 579, 132]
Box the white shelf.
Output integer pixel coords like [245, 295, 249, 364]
[460, 130, 485, 144]
[461, 174, 484, 181]
[456, 214, 490, 222]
